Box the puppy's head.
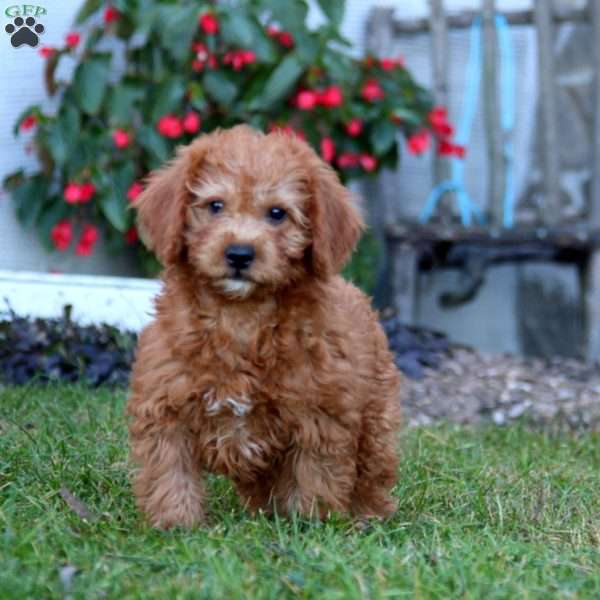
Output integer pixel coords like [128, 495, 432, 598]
[135, 125, 363, 299]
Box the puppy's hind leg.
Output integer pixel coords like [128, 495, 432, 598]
[271, 443, 356, 519]
[130, 424, 205, 529]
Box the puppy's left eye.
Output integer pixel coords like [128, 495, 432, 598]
[208, 200, 224, 215]
[267, 207, 287, 223]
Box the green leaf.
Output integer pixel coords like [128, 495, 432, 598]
[107, 84, 146, 124]
[132, 3, 160, 41]
[203, 71, 238, 106]
[137, 126, 171, 167]
[98, 163, 135, 232]
[221, 11, 255, 47]
[10, 175, 50, 229]
[259, 0, 308, 36]
[65, 132, 101, 177]
[221, 11, 276, 63]
[150, 77, 186, 122]
[75, 0, 103, 24]
[241, 71, 271, 106]
[188, 82, 208, 112]
[392, 107, 423, 128]
[156, 4, 199, 61]
[2, 169, 25, 192]
[322, 50, 358, 86]
[315, 0, 345, 26]
[292, 31, 319, 65]
[45, 104, 81, 167]
[258, 54, 303, 108]
[370, 120, 398, 155]
[72, 56, 111, 115]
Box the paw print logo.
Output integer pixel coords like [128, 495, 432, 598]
[5, 16, 45, 48]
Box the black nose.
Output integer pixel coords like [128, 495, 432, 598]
[225, 244, 255, 271]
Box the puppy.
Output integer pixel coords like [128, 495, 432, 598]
[126, 125, 401, 528]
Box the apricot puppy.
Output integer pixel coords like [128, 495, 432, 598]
[126, 125, 401, 528]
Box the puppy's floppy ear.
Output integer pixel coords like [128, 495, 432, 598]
[134, 146, 190, 265]
[308, 160, 364, 278]
[134, 139, 207, 265]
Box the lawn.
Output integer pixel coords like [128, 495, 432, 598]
[1, 386, 600, 599]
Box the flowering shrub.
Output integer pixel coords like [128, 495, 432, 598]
[3, 0, 462, 274]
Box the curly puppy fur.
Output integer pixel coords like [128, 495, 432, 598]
[126, 125, 402, 529]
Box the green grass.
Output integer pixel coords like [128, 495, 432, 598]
[1, 386, 600, 599]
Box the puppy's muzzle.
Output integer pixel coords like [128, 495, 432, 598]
[225, 244, 255, 272]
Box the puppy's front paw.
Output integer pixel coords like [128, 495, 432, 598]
[148, 503, 205, 530]
[135, 471, 206, 530]
[351, 495, 398, 521]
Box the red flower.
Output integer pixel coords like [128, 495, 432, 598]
[223, 50, 256, 71]
[191, 42, 213, 71]
[295, 90, 318, 110]
[127, 181, 144, 203]
[20, 115, 37, 131]
[359, 154, 377, 172]
[278, 31, 294, 48]
[38, 46, 55, 58]
[223, 52, 241, 70]
[65, 32, 80, 48]
[266, 26, 294, 48]
[182, 111, 201, 134]
[63, 182, 95, 205]
[380, 57, 404, 71]
[337, 153, 360, 168]
[112, 129, 131, 149]
[80, 182, 96, 203]
[345, 118, 363, 137]
[361, 79, 385, 102]
[51, 220, 72, 251]
[320, 137, 336, 163]
[103, 5, 120, 23]
[199, 12, 219, 35]
[318, 86, 344, 108]
[157, 114, 183, 138]
[241, 50, 256, 65]
[64, 183, 82, 204]
[192, 42, 208, 59]
[428, 106, 454, 138]
[223, 51, 241, 70]
[407, 130, 431, 155]
[207, 55, 218, 69]
[438, 139, 466, 158]
[75, 224, 99, 257]
[125, 226, 138, 244]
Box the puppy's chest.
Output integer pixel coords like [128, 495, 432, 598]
[197, 388, 287, 476]
[189, 313, 319, 474]
[200, 311, 280, 367]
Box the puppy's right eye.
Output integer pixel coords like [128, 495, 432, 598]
[208, 200, 224, 214]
